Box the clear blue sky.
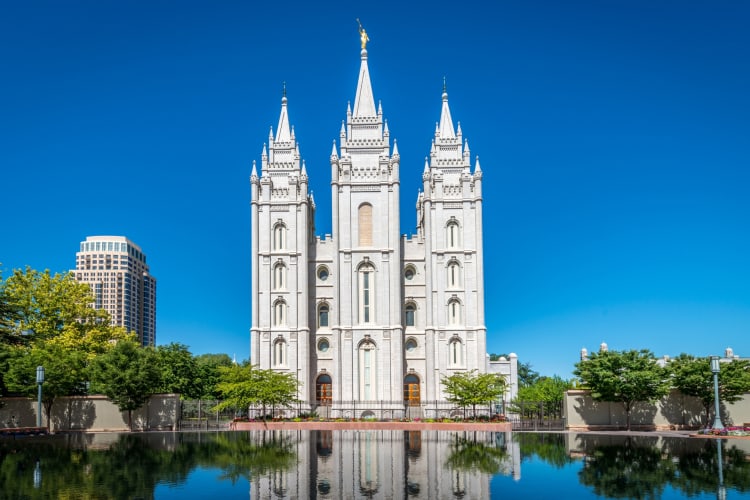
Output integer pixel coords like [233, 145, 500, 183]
[2, 1, 748, 378]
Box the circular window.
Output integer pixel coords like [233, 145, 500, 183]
[317, 267, 329, 281]
[317, 480, 331, 494]
[404, 267, 415, 281]
[318, 338, 330, 352]
[405, 338, 417, 352]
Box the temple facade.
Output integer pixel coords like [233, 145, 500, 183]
[250, 34, 515, 415]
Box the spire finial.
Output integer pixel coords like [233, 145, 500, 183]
[443, 76, 447, 93]
[357, 18, 369, 50]
[282, 81, 287, 98]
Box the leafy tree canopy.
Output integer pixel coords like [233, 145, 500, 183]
[573, 349, 670, 430]
[213, 364, 299, 418]
[89, 339, 162, 429]
[668, 354, 750, 425]
[4, 344, 88, 428]
[154, 343, 203, 399]
[441, 370, 506, 417]
[1, 267, 130, 356]
[195, 353, 234, 399]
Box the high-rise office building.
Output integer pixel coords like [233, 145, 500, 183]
[74, 235, 156, 346]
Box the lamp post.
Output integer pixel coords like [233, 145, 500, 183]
[710, 356, 723, 430]
[36, 365, 44, 428]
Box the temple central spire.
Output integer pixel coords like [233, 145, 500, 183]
[352, 22, 376, 118]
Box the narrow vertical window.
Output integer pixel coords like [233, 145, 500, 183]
[358, 203, 373, 247]
[273, 223, 286, 250]
[448, 261, 460, 288]
[447, 220, 460, 249]
[449, 339, 462, 367]
[448, 299, 461, 326]
[273, 263, 286, 290]
[405, 303, 416, 327]
[318, 303, 329, 328]
[273, 339, 286, 367]
[358, 264, 375, 324]
[358, 339, 377, 401]
[274, 300, 286, 326]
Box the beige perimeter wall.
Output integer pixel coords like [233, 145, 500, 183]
[564, 389, 750, 430]
[0, 394, 179, 432]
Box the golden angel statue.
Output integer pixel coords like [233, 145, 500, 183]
[357, 18, 369, 49]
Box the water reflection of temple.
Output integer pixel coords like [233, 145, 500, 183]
[250, 430, 520, 499]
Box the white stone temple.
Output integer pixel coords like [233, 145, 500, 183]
[250, 28, 516, 415]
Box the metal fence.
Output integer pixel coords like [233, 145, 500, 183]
[506, 400, 565, 431]
[178, 399, 564, 430]
[179, 399, 235, 430]
[178, 399, 503, 427]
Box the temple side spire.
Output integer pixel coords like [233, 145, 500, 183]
[275, 87, 292, 142]
[438, 80, 455, 139]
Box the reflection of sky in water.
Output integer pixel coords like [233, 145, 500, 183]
[154, 467, 250, 499]
[493, 461, 585, 498]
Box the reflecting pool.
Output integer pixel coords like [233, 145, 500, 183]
[0, 431, 748, 498]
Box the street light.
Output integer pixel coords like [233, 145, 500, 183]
[36, 366, 44, 428]
[710, 356, 723, 430]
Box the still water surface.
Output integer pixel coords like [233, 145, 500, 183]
[0, 430, 748, 499]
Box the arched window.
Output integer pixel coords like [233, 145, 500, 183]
[273, 262, 286, 290]
[448, 298, 461, 326]
[449, 338, 463, 367]
[273, 300, 286, 327]
[446, 219, 460, 249]
[358, 263, 375, 324]
[447, 260, 461, 288]
[358, 203, 373, 247]
[273, 223, 286, 250]
[273, 338, 286, 367]
[405, 303, 416, 327]
[358, 339, 377, 400]
[318, 303, 330, 328]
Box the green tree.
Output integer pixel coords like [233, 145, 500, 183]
[154, 343, 203, 399]
[441, 370, 506, 419]
[512, 375, 573, 418]
[4, 344, 87, 429]
[213, 364, 300, 420]
[1, 267, 130, 356]
[668, 354, 750, 426]
[0, 275, 23, 346]
[195, 353, 233, 399]
[89, 340, 162, 430]
[573, 349, 670, 430]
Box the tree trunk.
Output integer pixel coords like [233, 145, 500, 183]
[128, 409, 133, 431]
[44, 400, 54, 432]
[624, 402, 631, 431]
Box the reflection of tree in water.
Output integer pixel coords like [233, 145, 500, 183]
[514, 432, 575, 468]
[0, 431, 297, 498]
[445, 434, 509, 475]
[208, 431, 297, 484]
[671, 441, 750, 496]
[578, 438, 674, 500]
